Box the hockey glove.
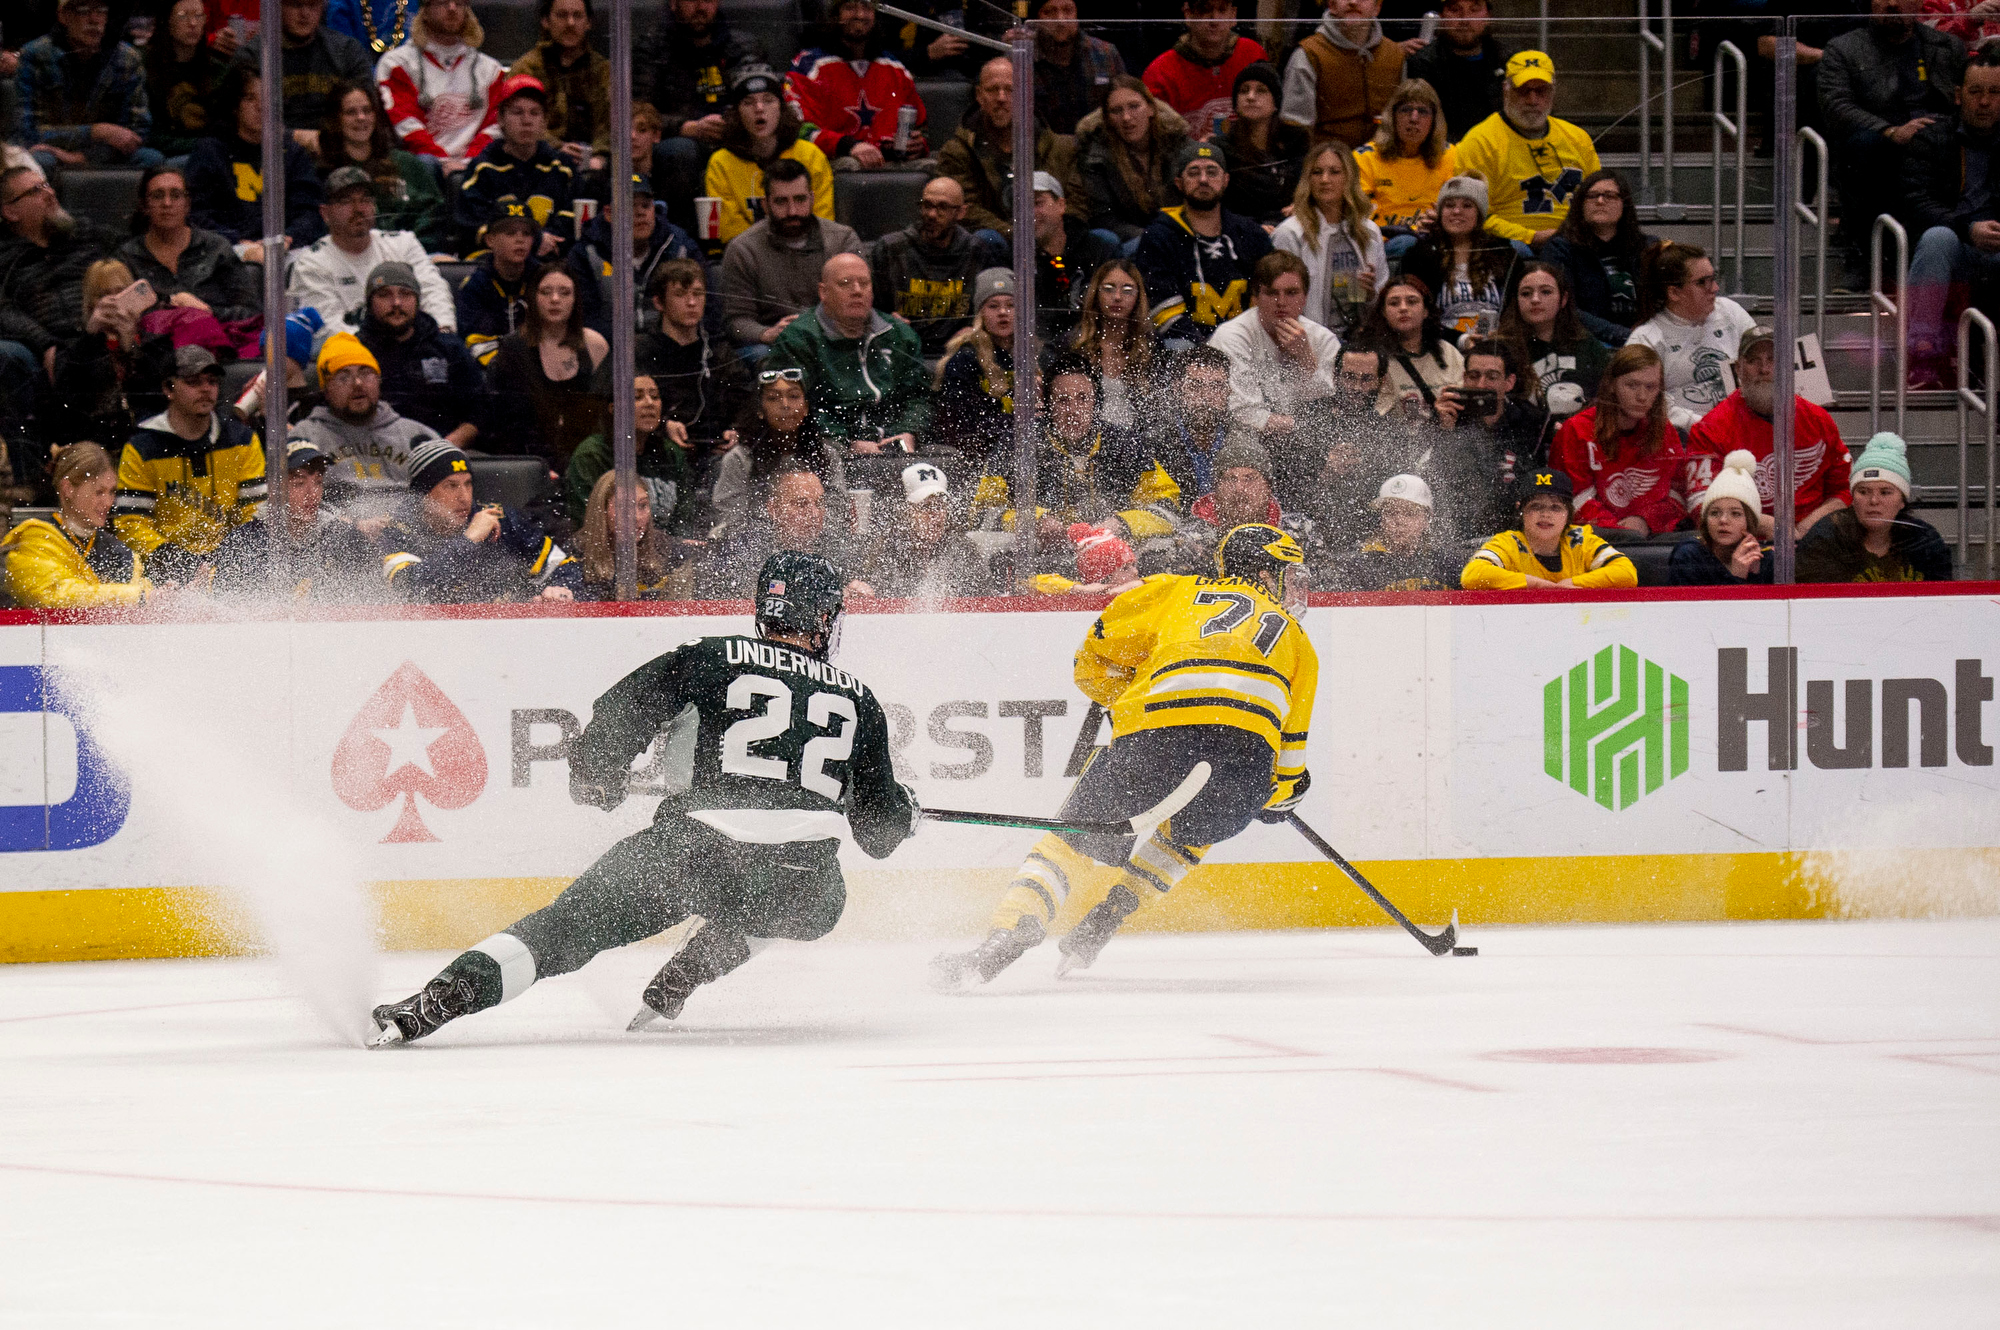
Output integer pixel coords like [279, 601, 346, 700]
[1254, 769, 1310, 824]
[900, 781, 923, 840]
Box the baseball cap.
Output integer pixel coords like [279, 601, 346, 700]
[1506, 50, 1556, 87]
[1372, 474, 1434, 511]
[166, 344, 223, 382]
[1173, 141, 1227, 176]
[629, 172, 655, 200]
[729, 64, 782, 105]
[902, 461, 949, 504]
[365, 261, 420, 297]
[1030, 170, 1064, 200]
[1737, 323, 1776, 358]
[494, 74, 548, 108]
[324, 165, 374, 199]
[485, 194, 540, 235]
[284, 438, 335, 472]
[1515, 466, 1575, 507]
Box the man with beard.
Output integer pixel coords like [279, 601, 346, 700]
[1687, 325, 1851, 541]
[719, 159, 863, 362]
[1158, 432, 1329, 581]
[637, 0, 767, 216]
[1451, 50, 1600, 247]
[869, 176, 1006, 357]
[1147, 346, 1235, 502]
[1401, 0, 1509, 141]
[290, 331, 442, 525]
[697, 466, 870, 597]
[786, 0, 929, 170]
[1821, 0, 1965, 267]
[354, 261, 486, 446]
[0, 165, 120, 385]
[1134, 142, 1271, 347]
[16, 0, 161, 172]
[373, 0, 508, 173]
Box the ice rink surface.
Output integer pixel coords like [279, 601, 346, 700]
[3, 919, 1997, 1327]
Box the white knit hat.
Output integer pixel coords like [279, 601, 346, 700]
[1699, 449, 1763, 519]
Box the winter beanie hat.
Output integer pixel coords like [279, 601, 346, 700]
[1213, 431, 1273, 483]
[1436, 175, 1490, 224]
[1699, 449, 1763, 518]
[1232, 62, 1281, 106]
[408, 437, 472, 493]
[1851, 432, 1912, 499]
[972, 267, 1016, 311]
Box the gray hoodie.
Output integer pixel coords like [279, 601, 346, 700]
[718, 216, 864, 349]
[290, 402, 441, 518]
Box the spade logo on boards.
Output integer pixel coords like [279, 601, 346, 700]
[1542, 645, 1691, 812]
[332, 663, 487, 843]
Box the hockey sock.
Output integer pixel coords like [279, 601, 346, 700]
[1115, 827, 1208, 906]
[989, 834, 1115, 932]
[445, 931, 538, 1010]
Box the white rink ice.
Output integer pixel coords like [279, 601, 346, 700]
[3, 919, 1997, 1327]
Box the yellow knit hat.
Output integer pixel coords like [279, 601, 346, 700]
[316, 331, 380, 380]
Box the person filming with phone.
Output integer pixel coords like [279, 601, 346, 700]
[1427, 337, 1550, 541]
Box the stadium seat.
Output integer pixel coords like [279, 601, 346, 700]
[56, 169, 142, 230]
[435, 262, 473, 292]
[1607, 529, 1698, 587]
[221, 360, 262, 409]
[469, 455, 553, 512]
[834, 170, 929, 242]
[916, 79, 973, 137]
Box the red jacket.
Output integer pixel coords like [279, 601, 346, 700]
[1552, 406, 1692, 533]
[785, 49, 927, 160]
[1142, 36, 1268, 131]
[1686, 391, 1852, 523]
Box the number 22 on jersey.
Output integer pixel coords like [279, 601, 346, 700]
[720, 675, 857, 801]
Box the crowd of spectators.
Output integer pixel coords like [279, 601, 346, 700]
[0, 0, 1975, 611]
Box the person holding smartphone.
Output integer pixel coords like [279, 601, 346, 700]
[1428, 336, 1550, 542]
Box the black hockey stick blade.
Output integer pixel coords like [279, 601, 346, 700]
[1285, 813, 1463, 957]
[923, 762, 1212, 840]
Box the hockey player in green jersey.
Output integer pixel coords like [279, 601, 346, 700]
[368, 552, 920, 1046]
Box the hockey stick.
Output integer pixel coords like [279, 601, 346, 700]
[1285, 813, 1475, 957]
[921, 761, 1213, 839]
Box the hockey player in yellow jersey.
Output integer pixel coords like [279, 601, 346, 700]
[931, 524, 1319, 988]
[1451, 51, 1601, 247]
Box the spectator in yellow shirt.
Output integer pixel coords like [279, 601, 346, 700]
[3, 443, 157, 608]
[1460, 465, 1638, 590]
[1353, 77, 1458, 260]
[1450, 50, 1600, 248]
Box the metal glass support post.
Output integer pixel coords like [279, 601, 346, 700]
[1639, 0, 1660, 207]
[1538, 0, 1548, 56]
[609, 0, 637, 601]
[1955, 308, 1997, 578]
[1663, 2, 1676, 216]
[259, 0, 288, 592]
[1010, 22, 1038, 567]
[1712, 40, 1747, 296]
[1869, 214, 1909, 438]
[1796, 126, 1828, 350]
[1772, 29, 1797, 584]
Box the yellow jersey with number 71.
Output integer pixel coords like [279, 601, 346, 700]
[1073, 573, 1318, 795]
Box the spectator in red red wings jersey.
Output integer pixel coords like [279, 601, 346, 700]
[1549, 342, 1692, 536]
[1686, 323, 1851, 542]
[785, 0, 928, 171]
[1142, 0, 1269, 139]
[373, 0, 507, 172]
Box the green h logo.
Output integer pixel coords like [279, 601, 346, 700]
[1543, 645, 1690, 811]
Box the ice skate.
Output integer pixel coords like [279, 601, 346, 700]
[369, 974, 480, 1047]
[929, 916, 1046, 992]
[1055, 885, 1140, 977]
[628, 920, 753, 1030]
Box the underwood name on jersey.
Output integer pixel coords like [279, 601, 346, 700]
[724, 637, 861, 693]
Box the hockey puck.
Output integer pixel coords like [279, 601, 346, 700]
[1451, 946, 1478, 956]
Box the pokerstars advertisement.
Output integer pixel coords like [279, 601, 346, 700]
[1, 594, 1994, 895]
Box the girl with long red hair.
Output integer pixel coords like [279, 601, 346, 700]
[1548, 343, 1693, 535]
